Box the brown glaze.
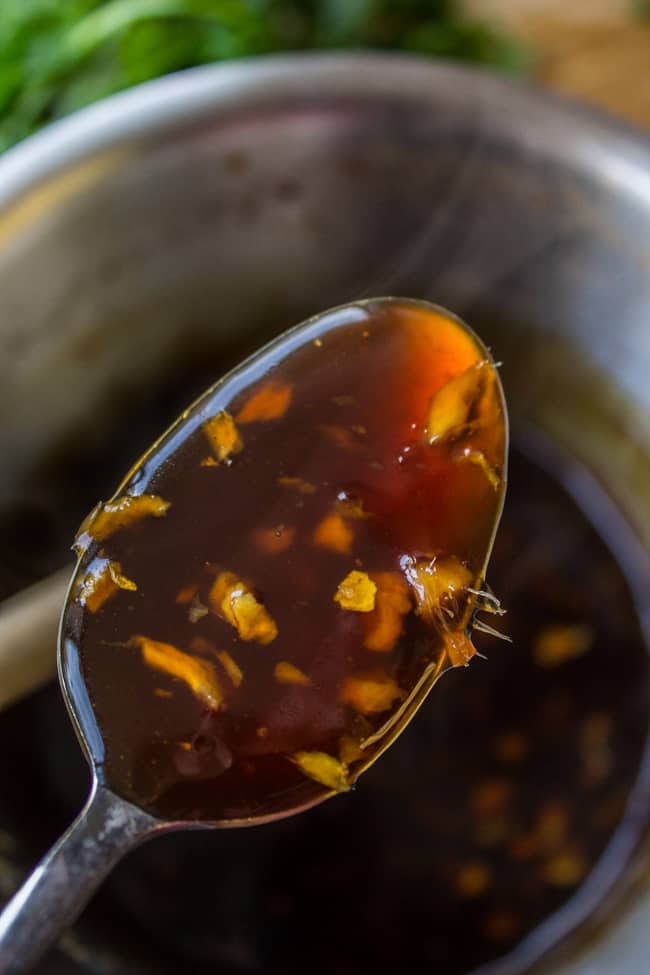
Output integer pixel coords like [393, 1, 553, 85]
[62, 299, 506, 823]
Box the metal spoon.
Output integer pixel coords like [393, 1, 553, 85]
[0, 297, 507, 973]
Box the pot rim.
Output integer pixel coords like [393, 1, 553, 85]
[0, 52, 649, 215]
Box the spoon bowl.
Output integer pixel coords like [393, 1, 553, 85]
[0, 296, 507, 972]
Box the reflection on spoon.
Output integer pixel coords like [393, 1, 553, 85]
[0, 297, 508, 972]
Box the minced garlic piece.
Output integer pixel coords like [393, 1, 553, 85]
[277, 476, 317, 494]
[78, 558, 137, 613]
[340, 674, 404, 714]
[534, 624, 594, 669]
[236, 382, 292, 423]
[202, 411, 243, 463]
[216, 650, 244, 687]
[253, 525, 295, 554]
[313, 513, 354, 554]
[364, 572, 411, 652]
[401, 555, 472, 626]
[274, 661, 312, 686]
[132, 635, 223, 710]
[424, 360, 489, 445]
[188, 596, 209, 623]
[443, 630, 478, 667]
[209, 571, 278, 643]
[334, 570, 377, 613]
[291, 750, 350, 792]
[77, 494, 170, 545]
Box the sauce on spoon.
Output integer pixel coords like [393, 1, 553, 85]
[63, 297, 507, 824]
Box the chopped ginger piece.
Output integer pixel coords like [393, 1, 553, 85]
[175, 583, 199, 605]
[78, 559, 137, 613]
[401, 555, 472, 626]
[335, 493, 372, 520]
[364, 572, 411, 652]
[132, 635, 223, 710]
[107, 562, 136, 591]
[236, 382, 292, 423]
[542, 851, 587, 887]
[291, 750, 350, 793]
[531, 801, 570, 853]
[77, 494, 170, 545]
[202, 411, 243, 463]
[455, 862, 492, 898]
[424, 360, 489, 445]
[443, 630, 478, 667]
[481, 911, 519, 943]
[277, 476, 317, 494]
[338, 735, 364, 764]
[274, 661, 312, 686]
[340, 674, 404, 714]
[534, 624, 594, 668]
[334, 570, 377, 613]
[493, 731, 528, 764]
[209, 571, 278, 643]
[154, 688, 172, 699]
[471, 778, 512, 817]
[455, 447, 501, 490]
[216, 650, 244, 687]
[253, 525, 295, 554]
[313, 513, 354, 554]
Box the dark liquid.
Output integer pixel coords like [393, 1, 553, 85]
[63, 300, 506, 822]
[98, 442, 650, 974]
[1, 426, 647, 974]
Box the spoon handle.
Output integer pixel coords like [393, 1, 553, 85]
[0, 781, 158, 974]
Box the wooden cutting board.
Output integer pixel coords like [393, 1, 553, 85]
[461, 0, 650, 129]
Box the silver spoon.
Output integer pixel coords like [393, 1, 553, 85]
[0, 297, 507, 973]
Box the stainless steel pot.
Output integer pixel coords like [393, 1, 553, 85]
[0, 55, 648, 974]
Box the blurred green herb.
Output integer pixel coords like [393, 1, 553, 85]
[0, 0, 530, 151]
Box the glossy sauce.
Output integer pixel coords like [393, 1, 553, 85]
[62, 299, 506, 823]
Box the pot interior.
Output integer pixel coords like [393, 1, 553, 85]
[0, 60, 649, 975]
